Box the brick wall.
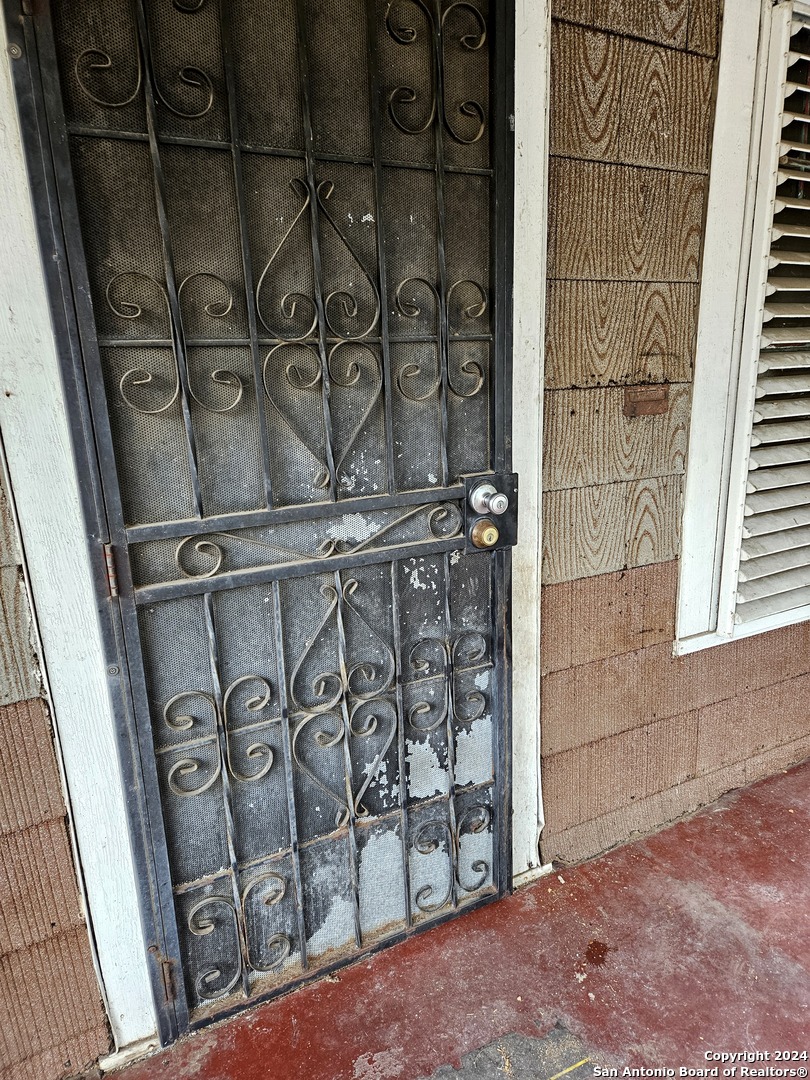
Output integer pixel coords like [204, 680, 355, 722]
[541, 0, 810, 865]
[0, 470, 110, 1079]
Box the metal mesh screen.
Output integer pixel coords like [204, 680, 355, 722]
[47, 0, 505, 1026]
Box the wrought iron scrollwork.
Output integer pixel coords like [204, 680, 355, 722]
[241, 873, 293, 973]
[288, 577, 400, 822]
[385, 0, 488, 145]
[349, 698, 397, 817]
[317, 181, 380, 341]
[75, 2, 215, 118]
[256, 179, 318, 342]
[451, 631, 488, 723]
[169, 502, 463, 582]
[107, 271, 243, 414]
[163, 677, 277, 796]
[189, 868, 294, 1002]
[411, 802, 492, 916]
[75, 47, 142, 109]
[413, 819, 454, 912]
[290, 583, 344, 716]
[292, 711, 350, 827]
[187, 896, 243, 1001]
[406, 638, 449, 732]
[394, 275, 487, 400]
[223, 676, 275, 784]
[406, 630, 490, 732]
[455, 803, 491, 892]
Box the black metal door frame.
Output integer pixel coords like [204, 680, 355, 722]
[3, 0, 515, 1046]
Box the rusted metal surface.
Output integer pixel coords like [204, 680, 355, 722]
[623, 384, 670, 417]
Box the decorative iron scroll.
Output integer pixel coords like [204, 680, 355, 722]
[162, 676, 276, 797]
[404, 629, 490, 732]
[412, 801, 493, 912]
[386, 0, 488, 145]
[135, 502, 464, 586]
[188, 869, 293, 1002]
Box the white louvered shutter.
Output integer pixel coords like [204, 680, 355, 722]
[736, 4, 810, 624]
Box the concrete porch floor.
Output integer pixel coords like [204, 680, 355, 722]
[114, 761, 810, 1080]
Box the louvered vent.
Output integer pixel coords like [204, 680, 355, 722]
[737, 10, 810, 623]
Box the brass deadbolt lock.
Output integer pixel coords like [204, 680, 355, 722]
[470, 518, 500, 549]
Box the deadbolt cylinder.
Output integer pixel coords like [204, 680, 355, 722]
[470, 518, 500, 549]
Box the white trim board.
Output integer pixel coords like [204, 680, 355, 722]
[0, 2, 549, 1051]
[675, 0, 786, 654]
[511, 0, 550, 879]
[0, 23, 157, 1051]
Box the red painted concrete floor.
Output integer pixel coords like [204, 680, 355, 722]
[116, 762, 810, 1079]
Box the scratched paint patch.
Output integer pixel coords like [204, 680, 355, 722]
[454, 715, 493, 788]
[419, 1021, 615, 1079]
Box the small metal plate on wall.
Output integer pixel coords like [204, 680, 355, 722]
[463, 473, 519, 553]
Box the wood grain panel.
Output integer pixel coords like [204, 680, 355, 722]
[543, 384, 690, 490]
[589, 0, 690, 48]
[625, 474, 683, 566]
[541, 734, 810, 866]
[546, 281, 696, 388]
[0, 819, 83, 953]
[634, 282, 696, 383]
[546, 280, 635, 387]
[666, 171, 707, 281]
[543, 483, 626, 583]
[687, 0, 721, 57]
[541, 561, 678, 674]
[544, 474, 684, 583]
[648, 0, 690, 49]
[0, 700, 64, 836]
[551, 0, 593, 23]
[0, 477, 19, 569]
[549, 160, 670, 281]
[0, 929, 109, 1072]
[0, 567, 38, 706]
[550, 23, 621, 161]
[554, 0, 718, 54]
[589, 0, 647, 38]
[620, 41, 714, 172]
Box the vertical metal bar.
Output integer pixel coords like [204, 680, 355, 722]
[132, 0, 204, 517]
[364, 3, 397, 494]
[292, 0, 338, 500]
[441, 552, 459, 909]
[331, 570, 363, 947]
[429, 1, 451, 488]
[492, 1, 515, 895]
[202, 592, 251, 997]
[269, 581, 309, 971]
[389, 559, 413, 927]
[217, 1, 275, 508]
[492, 0, 515, 476]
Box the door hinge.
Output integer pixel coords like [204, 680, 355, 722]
[102, 542, 119, 597]
[160, 958, 176, 1004]
[21, 0, 34, 15]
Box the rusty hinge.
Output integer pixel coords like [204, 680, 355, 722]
[149, 946, 177, 1004]
[160, 958, 176, 1004]
[102, 542, 119, 597]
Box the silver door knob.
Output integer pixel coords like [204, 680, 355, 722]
[470, 482, 509, 516]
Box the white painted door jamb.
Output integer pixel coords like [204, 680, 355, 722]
[511, 0, 550, 886]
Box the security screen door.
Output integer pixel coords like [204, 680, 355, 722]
[8, 0, 514, 1041]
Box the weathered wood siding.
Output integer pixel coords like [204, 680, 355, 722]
[0, 468, 109, 1079]
[541, 0, 810, 865]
